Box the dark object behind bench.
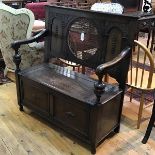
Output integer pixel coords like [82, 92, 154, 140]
[12, 5, 138, 154]
[142, 98, 155, 144]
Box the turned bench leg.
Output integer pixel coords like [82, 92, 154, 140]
[19, 105, 24, 111]
[91, 144, 96, 155]
[114, 125, 120, 133]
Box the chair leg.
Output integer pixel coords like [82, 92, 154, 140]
[73, 66, 75, 71]
[133, 33, 139, 52]
[142, 101, 155, 144]
[81, 66, 85, 74]
[137, 93, 144, 129]
[130, 88, 133, 102]
[78, 66, 80, 72]
[104, 74, 109, 83]
[147, 30, 151, 48]
[150, 29, 155, 53]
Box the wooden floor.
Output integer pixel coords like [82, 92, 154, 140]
[0, 82, 155, 155]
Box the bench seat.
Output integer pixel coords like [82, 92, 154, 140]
[20, 63, 121, 105]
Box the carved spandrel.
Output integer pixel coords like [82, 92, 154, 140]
[105, 22, 128, 37]
[49, 12, 74, 24]
[106, 28, 122, 62]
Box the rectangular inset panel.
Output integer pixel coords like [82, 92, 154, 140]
[22, 79, 50, 117]
[53, 96, 89, 136]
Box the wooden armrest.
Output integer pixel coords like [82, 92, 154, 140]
[11, 29, 48, 50]
[78, 5, 90, 9]
[77, 2, 91, 9]
[78, 2, 91, 5]
[94, 47, 131, 104]
[96, 47, 131, 76]
[12, 29, 48, 73]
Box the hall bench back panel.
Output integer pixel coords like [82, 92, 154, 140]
[44, 6, 137, 68]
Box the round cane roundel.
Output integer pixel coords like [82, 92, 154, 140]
[68, 18, 99, 60]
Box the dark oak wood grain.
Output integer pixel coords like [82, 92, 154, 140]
[11, 6, 138, 154]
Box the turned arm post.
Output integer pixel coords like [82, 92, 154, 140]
[94, 69, 106, 104]
[12, 43, 23, 110]
[13, 45, 21, 74]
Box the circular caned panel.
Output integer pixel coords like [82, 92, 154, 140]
[68, 18, 99, 60]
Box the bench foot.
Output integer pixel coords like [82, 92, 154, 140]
[90, 145, 96, 155]
[114, 125, 120, 133]
[142, 136, 148, 144]
[19, 105, 24, 111]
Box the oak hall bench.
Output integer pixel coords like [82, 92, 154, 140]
[12, 5, 138, 154]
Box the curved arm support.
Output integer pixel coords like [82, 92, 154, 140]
[11, 29, 48, 51]
[94, 47, 131, 104]
[96, 47, 130, 76]
[11, 29, 48, 73]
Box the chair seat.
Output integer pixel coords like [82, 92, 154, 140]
[32, 20, 45, 32]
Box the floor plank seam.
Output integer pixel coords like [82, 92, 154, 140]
[1, 138, 13, 155]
